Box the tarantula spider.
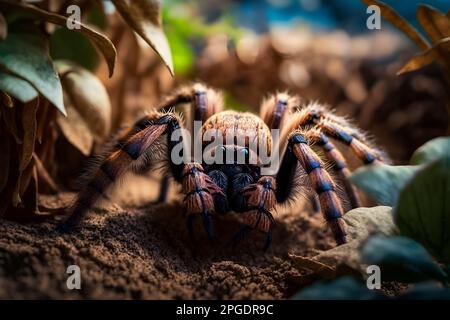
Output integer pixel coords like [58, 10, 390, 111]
[58, 83, 385, 249]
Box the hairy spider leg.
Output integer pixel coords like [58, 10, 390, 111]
[260, 93, 299, 130]
[307, 129, 361, 209]
[182, 163, 225, 240]
[280, 105, 385, 211]
[278, 133, 347, 245]
[288, 105, 385, 164]
[316, 120, 381, 165]
[229, 177, 277, 250]
[57, 112, 176, 231]
[58, 113, 224, 241]
[157, 83, 225, 203]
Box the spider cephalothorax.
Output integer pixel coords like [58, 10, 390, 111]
[58, 83, 386, 249]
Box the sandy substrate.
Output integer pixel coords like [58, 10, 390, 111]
[0, 174, 338, 299]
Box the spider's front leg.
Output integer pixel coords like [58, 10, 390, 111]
[230, 177, 276, 251]
[277, 132, 347, 245]
[181, 163, 226, 240]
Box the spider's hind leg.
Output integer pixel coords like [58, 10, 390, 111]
[58, 112, 181, 232]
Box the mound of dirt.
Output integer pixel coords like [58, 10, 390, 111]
[0, 175, 335, 299]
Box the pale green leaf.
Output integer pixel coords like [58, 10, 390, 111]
[411, 136, 450, 165]
[0, 33, 66, 115]
[350, 164, 421, 206]
[0, 1, 116, 77]
[0, 70, 39, 103]
[395, 156, 450, 264]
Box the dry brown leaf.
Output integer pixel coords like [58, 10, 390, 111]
[289, 254, 336, 278]
[362, 0, 430, 51]
[56, 93, 94, 156]
[0, 128, 10, 193]
[19, 98, 38, 172]
[1, 91, 13, 108]
[35, 99, 50, 144]
[111, 0, 174, 76]
[398, 37, 450, 75]
[417, 5, 450, 44]
[58, 62, 111, 140]
[0, 1, 116, 77]
[33, 153, 58, 193]
[13, 157, 35, 207]
[0, 11, 6, 40]
[1, 102, 21, 144]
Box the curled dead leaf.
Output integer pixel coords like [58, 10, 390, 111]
[35, 99, 51, 144]
[0, 11, 6, 40]
[0, 127, 10, 193]
[111, 0, 174, 76]
[33, 153, 58, 193]
[56, 94, 94, 156]
[1, 91, 13, 108]
[362, 0, 430, 51]
[1, 101, 21, 144]
[289, 254, 336, 278]
[57, 62, 111, 140]
[398, 37, 450, 75]
[19, 98, 38, 171]
[417, 5, 450, 44]
[13, 157, 35, 207]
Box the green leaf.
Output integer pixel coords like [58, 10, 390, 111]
[166, 31, 194, 76]
[292, 276, 385, 300]
[361, 236, 448, 283]
[0, 1, 116, 77]
[0, 33, 66, 115]
[395, 156, 450, 264]
[411, 136, 450, 165]
[350, 164, 421, 206]
[111, 0, 174, 76]
[400, 282, 450, 300]
[50, 27, 99, 72]
[0, 70, 39, 103]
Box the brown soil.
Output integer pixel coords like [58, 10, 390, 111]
[0, 175, 335, 299]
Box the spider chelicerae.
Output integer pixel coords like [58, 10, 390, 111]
[58, 83, 386, 249]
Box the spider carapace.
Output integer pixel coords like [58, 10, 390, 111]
[58, 83, 386, 250]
